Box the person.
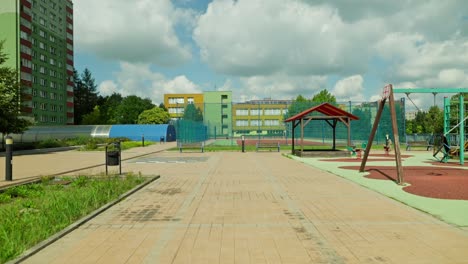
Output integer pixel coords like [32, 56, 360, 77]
[384, 134, 392, 155]
[160, 136, 165, 144]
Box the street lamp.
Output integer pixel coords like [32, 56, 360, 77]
[5, 136, 13, 181]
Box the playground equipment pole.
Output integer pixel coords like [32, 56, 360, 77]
[460, 94, 465, 165]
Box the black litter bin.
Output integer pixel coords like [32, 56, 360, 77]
[107, 150, 120, 166]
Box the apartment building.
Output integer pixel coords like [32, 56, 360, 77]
[232, 99, 291, 136]
[0, 0, 74, 125]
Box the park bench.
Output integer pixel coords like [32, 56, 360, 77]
[256, 142, 280, 152]
[178, 141, 204, 153]
[406, 140, 433, 151]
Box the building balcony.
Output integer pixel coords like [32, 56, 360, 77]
[67, 112, 74, 118]
[21, 106, 33, 113]
[66, 102, 74, 108]
[21, 93, 33, 101]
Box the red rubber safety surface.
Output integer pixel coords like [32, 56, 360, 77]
[340, 165, 468, 200]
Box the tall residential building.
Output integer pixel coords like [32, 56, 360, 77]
[0, 0, 74, 125]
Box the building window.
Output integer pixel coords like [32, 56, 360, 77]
[250, 109, 262, 116]
[20, 31, 29, 40]
[236, 109, 249, 116]
[168, 97, 184, 104]
[264, 109, 281, 115]
[264, 119, 280, 126]
[168, 107, 184, 114]
[187, 97, 194, 104]
[235, 120, 249, 126]
[21, 45, 32, 55]
[250, 120, 261, 126]
[21, 58, 32, 68]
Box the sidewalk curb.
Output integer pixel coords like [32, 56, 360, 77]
[7, 175, 160, 264]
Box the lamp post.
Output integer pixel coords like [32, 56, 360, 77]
[5, 136, 13, 181]
[241, 135, 245, 153]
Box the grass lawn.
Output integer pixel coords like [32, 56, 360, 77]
[0, 173, 150, 264]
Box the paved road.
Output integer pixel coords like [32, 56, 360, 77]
[19, 151, 468, 264]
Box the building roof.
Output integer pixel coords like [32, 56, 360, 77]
[284, 102, 359, 122]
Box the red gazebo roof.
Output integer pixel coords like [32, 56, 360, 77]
[284, 103, 359, 122]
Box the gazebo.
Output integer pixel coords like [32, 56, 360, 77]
[284, 103, 359, 155]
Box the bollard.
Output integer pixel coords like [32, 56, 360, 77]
[241, 135, 245, 153]
[5, 136, 13, 181]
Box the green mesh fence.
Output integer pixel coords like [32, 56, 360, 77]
[173, 100, 406, 146]
[174, 119, 208, 143]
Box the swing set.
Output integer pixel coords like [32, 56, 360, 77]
[360, 85, 468, 185]
[393, 88, 468, 165]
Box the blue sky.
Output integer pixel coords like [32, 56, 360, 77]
[73, 0, 468, 111]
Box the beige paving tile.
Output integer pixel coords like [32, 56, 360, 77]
[14, 151, 468, 264]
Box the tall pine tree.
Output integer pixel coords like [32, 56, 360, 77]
[73, 68, 99, 124]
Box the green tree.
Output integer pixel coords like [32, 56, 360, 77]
[73, 68, 99, 124]
[424, 106, 444, 134]
[159, 102, 168, 112]
[113, 95, 154, 124]
[0, 40, 31, 143]
[101, 93, 123, 124]
[311, 89, 336, 103]
[138, 107, 170, 124]
[81, 106, 102, 125]
[182, 103, 203, 121]
[285, 95, 314, 119]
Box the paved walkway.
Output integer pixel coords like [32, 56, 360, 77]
[12, 150, 468, 263]
[0, 142, 176, 188]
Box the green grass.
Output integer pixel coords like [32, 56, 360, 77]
[0, 173, 146, 264]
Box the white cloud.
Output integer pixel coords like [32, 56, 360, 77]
[74, 0, 194, 65]
[82, 0, 468, 109]
[333, 75, 365, 101]
[236, 74, 327, 102]
[193, 0, 381, 77]
[97, 62, 201, 104]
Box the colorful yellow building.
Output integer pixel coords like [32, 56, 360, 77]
[232, 99, 291, 136]
[164, 93, 204, 119]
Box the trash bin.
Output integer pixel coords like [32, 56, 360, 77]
[107, 150, 120, 166]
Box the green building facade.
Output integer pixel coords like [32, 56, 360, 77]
[203, 91, 232, 138]
[0, 0, 74, 125]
